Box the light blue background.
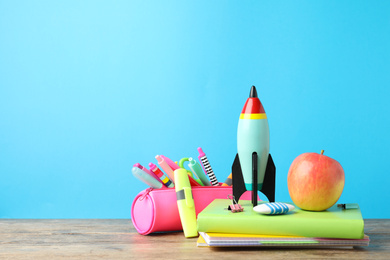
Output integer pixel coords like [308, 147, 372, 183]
[1, 1, 389, 219]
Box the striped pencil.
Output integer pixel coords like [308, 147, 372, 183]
[197, 147, 219, 186]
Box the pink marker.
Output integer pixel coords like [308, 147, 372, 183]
[155, 155, 175, 184]
[198, 147, 219, 186]
[149, 163, 174, 188]
[134, 163, 164, 185]
[160, 155, 180, 170]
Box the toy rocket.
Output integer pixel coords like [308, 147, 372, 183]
[232, 85, 276, 206]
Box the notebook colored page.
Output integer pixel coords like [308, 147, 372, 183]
[199, 232, 369, 245]
[198, 232, 369, 247]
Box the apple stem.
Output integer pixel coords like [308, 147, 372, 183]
[321, 150, 324, 155]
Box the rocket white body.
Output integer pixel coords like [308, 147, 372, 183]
[237, 115, 269, 191]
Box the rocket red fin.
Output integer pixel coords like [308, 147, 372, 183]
[232, 154, 247, 203]
[259, 154, 276, 202]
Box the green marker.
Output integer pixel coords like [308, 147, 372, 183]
[174, 168, 198, 238]
[188, 157, 211, 186]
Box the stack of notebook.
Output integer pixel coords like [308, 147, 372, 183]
[196, 199, 369, 248]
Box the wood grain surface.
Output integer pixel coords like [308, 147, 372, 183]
[0, 219, 389, 259]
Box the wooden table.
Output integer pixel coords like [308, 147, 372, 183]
[1, 219, 389, 259]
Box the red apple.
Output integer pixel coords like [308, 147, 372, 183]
[287, 150, 345, 211]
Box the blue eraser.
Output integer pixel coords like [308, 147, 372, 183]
[253, 202, 295, 215]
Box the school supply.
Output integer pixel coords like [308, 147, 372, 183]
[186, 174, 202, 187]
[131, 187, 255, 235]
[222, 173, 232, 186]
[155, 155, 202, 187]
[132, 165, 163, 189]
[253, 202, 295, 215]
[227, 195, 243, 213]
[135, 163, 163, 184]
[197, 147, 219, 186]
[188, 157, 211, 186]
[160, 155, 180, 171]
[197, 199, 365, 239]
[337, 203, 359, 210]
[174, 168, 198, 237]
[155, 155, 175, 183]
[197, 232, 370, 247]
[179, 157, 203, 186]
[149, 163, 174, 188]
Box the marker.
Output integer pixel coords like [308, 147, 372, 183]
[160, 155, 201, 186]
[155, 155, 175, 183]
[222, 173, 232, 186]
[197, 147, 219, 186]
[179, 158, 203, 186]
[132, 165, 163, 189]
[160, 155, 180, 171]
[135, 163, 163, 185]
[174, 168, 198, 238]
[188, 157, 211, 186]
[149, 163, 174, 188]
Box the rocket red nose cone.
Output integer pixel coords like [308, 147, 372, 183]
[241, 98, 265, 114]
[241, 86, 266, 115]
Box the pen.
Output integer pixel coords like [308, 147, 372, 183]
[132, 165, 163, 189]
[222, 173, 232, 186]
[149, 163, 174, 188]
[179, 157, 204, 186]
[160, 155, 180, 171]
[188, 157, 211, 186]
[197, 147, 219, 186]
[159, 155, 201, 186]
[155, 155, 175, 183]
[337, 204, 359, 210]
[134, 163, 163, 185]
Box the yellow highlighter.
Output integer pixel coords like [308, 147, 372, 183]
[174, 168, 198, 238]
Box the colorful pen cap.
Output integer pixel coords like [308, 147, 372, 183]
[132, 166, 163, 189]
[155, 155, 175, 183]
[149, 162, 174, 188]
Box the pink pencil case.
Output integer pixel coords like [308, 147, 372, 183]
[131, 185, 254, 235]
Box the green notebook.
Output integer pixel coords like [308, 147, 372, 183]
[197, 200, 364, 239]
